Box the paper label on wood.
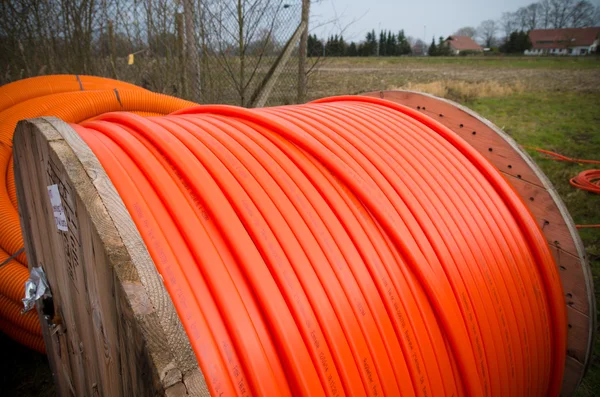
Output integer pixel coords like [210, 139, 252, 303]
[47, 184, 68, 232]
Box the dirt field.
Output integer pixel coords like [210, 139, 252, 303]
[3, 56, 599, 396]
[307, 56, 600, 100]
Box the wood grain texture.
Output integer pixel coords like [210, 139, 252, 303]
[362, 90, 595, 397]
[13, 117, 208, 396]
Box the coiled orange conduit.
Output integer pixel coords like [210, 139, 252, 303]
[523, 146, 600, 228]
[0, 77, 567, 395]
[0, 75, 194, 352]
[65, 96, 566, 396]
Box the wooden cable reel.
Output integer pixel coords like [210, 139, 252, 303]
[13, 90, 595, 396]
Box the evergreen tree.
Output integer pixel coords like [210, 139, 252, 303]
[347, 42, 358, 56]
[437, 36, 451, 56]
[307, 34, 323, 57]
[500, 30, 532, 53]
[428, 37, 437, 56]
[364, 30, 378, 56]
[379, 30, 386, 56]
[387, 31, 397, 56]
[397, 30, 411, 55]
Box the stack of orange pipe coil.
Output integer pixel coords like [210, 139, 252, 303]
[0, 75, 194, 353]
[1, 76, 567, 396]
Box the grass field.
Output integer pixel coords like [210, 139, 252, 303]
[2, 55, 599, 396]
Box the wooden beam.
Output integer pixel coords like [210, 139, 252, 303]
[250, 20, 306, 108]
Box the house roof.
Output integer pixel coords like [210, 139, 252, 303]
[529, 27, 600, 49]
[445, 36, 482, 51]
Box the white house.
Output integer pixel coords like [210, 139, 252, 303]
[525, 27, 600, 56]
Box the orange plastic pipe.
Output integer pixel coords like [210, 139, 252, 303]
[0, 319, 45, 353]
[69, 97, 566, 396]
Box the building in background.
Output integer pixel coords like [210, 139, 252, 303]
[443, 35, 483, 55]
[525, 27, 600, 56]
[412, 40, 428, 56]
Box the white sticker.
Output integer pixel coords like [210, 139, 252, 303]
[47, 184, 68, 232]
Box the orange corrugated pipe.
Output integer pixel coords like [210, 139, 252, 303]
[0, 294, 42, 335]
[0, 318, 45, 353]
[0, 75, 194, 351]
[0, 74, 144, 113]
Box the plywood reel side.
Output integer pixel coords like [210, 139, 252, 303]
[13, 117, 208, 397]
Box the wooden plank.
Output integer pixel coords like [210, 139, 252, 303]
[562, 356, 584, 397]
[362, 90, 596, 396]
[250, 20, 307, 108]
[13, 117, 207, 396]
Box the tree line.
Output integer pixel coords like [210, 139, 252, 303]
[308, 29, 412, 57]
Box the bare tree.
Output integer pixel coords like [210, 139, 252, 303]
[203, 0, 296, 106]
[500, 12, 517, 39]
[514, 7, 529, 31]
[477, 19, 498, 48]
[549, 0, 575, 28]
[594, 4, 600, 26]
[569, 1, 596, 27]
[538, 0, 553, 29]
[454, 26, 476, 38]
[524, 3, 541, 30]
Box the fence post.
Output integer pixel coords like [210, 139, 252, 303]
[297, 0, 310, 103]
[108, 21, 118, 79]
[175, 13, 187, 98]
[183, 0, 201, 102]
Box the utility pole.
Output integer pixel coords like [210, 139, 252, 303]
[424, 25, 427, 55]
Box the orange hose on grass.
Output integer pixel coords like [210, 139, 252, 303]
[60, 96, 567, 396]
[0, 76, 193, 352]
[570, 169, 600, 195]
[0, 319, 45, 353]
[524, 146, 600, 227]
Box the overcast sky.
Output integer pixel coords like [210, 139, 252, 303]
[309, 0, 600, 42]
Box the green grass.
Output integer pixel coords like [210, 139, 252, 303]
[468, 92, 600, 396]
[323, 55, 600, 70]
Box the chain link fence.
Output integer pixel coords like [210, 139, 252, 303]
[0, 0, 305, 106]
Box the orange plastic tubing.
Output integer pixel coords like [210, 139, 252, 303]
[61, 96, 566, 396]
[0, 76, 193, 352]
